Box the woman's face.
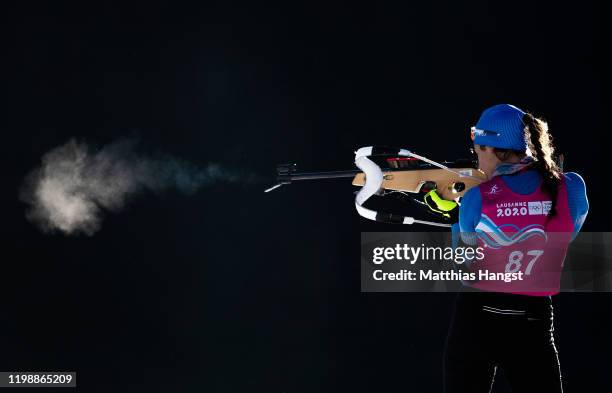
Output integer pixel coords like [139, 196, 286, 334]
[473, 144, 501, 180]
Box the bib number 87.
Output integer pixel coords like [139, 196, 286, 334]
[505, 250, 544, 275]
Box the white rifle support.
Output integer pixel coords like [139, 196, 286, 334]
[354, 146, 456, 227]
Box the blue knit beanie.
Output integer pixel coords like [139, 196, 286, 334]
[472, 104, 527, 151]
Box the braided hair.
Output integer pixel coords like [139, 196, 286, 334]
[522, 113, 562, 217]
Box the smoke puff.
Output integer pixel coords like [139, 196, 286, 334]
[20, 138, 255, 236]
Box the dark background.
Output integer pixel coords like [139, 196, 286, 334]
[2, 1, 609, 392]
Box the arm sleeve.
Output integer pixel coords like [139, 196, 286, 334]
[457, 187, 482, 246]
[564, 172, 589, 240]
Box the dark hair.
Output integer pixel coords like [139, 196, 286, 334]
[491, 147, 525, 162]
[477, 145, 525, 162]
[522, 113, 562, 217]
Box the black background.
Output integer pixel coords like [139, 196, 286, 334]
[2, 1, 609, 392]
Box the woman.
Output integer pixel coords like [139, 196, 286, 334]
[444, 104, 589, 392]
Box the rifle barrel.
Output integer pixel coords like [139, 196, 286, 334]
[265, 159, 478, 193]
[283, 170, 361, 181]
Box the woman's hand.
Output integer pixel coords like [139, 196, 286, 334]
[423, 189, 459, 223]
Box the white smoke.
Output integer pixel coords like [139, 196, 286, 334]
[20, 138, 256, 236]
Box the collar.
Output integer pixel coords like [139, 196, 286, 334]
[492, 156, 535, 178]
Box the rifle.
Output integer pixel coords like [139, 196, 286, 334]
[265, 146, 487, 227]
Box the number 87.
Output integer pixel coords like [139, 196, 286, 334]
[505, 250, 544, 275]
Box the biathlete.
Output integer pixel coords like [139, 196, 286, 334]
[430, 104, 589, 393]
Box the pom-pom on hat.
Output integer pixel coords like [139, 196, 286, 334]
[471, 104, 528, 152]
